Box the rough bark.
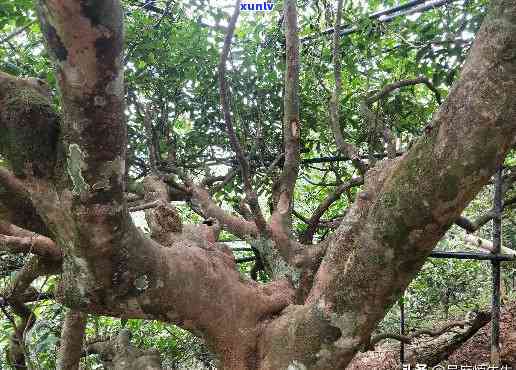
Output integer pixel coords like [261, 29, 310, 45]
[57, 310, 88, 370]
[0, 75, 55, 237]
[31, 3, 294, 369]
[0, 72, 58, 179]
[0, 220, 62, 260]
[270, 0, 301, 248]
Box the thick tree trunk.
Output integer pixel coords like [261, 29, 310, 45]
[257, 2, 516, 368]
[57, 310, 87, 370]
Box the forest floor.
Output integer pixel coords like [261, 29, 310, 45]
[448, 300, 516, 367]
[348, 300, 516, 369]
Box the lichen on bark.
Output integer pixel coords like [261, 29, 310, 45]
[67, 143, 90, 195]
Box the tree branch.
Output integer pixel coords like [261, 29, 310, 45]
[0, 167, 27, 198]
[0, 71, 58, 178]
[365, 76, 441, 105]
[85, 329, 163, 368]
[128, 200, 160, 212]
[360, 76, 441, 165]
[202, 168, 237, 192]
[57, 310, 88, 370]
[269, 0, 301, 259]
[455, 193, 516, 233]
[464, 234, 516, 256]
[0, 220, 63, 262]
[190, 185, 258, 239]
[218, 0, 268, 235]
[366, 332, 411, 350]
[300, 177, 363, 244]
[2, 257, 55, 369]
[36, 0, 131, 305]
[0, 163, 51, 237]
[357, 311, 491, 367]
[0, 234, 62, 261]
[455, 211, 495, 233]
[329, 0, 367, 174]
[142, 104, 159, 174]
[0, 21, 35, 45]
[34, 9, 298, 366]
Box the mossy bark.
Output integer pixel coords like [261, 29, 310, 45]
[258, 2, 516, 369]
[0, 72, 60, 178]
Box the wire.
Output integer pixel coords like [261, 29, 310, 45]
[301, 0, 461, 42]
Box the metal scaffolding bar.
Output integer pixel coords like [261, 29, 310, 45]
[301, 152, 404, 165]
[399, 166, 506, 366]
[301, 0, 461, 42]
[235, 256, 256, 264]
[399, 296, 405, 367]
[429, 251, 513, 262]
[491, 166, 503, 366]
[232, 248, 515, 261]
[370, 0, 429, 18]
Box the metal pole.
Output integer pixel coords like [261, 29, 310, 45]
[399, 296, 405, 367]
[300, 0, 460, 42]
[491, 166, 503, 366]
[430, 251, 514, 261]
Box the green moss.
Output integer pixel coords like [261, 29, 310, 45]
[381, 216, 409, 247]
[366, 252, 385, 267]
[1, 86, 58, 176]
[380, 191, 398, 208]
[67, 144, 90, 195]
[441, 175, 459, 201]
[62, 284, 84, 307]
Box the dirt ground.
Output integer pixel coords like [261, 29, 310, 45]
[348, 301, 516, 369]
[448, 302, 516, 368]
